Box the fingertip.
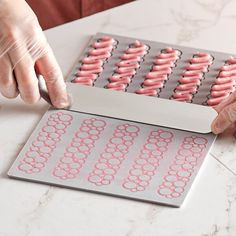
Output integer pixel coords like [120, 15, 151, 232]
[67, 93, 73, 108]
[212, 104, 220, 114]
[215, 92, 236, 113]
[0, 86, 19, 99]
[211, 120, 221, 134]
[211, 112, 231, 135]
[52, 98, 70, 108]
[36, 49, 70, 108]
[48, 82, 70, 108]
[53, 93, 72, 109]
[50, 84, 70, 108]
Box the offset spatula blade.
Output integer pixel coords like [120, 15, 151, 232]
[38, 77, 217, 134]
[65, 83, 217, 133]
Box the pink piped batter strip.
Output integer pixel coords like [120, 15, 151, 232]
[53, 118, 106, 180]
[88, 124, 140, 186]
[72, 36, 117, 85]
[207, 56, 236, 106]
[122, 129, 173, 192]
[105, 40, 149, 91]
[157, 135, 208, 199]
[136, 47, 181, 96]
[172, 52, 213, 102]
[17, 112, 73, 174]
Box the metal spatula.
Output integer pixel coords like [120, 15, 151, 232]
[38, 75, 217, 134]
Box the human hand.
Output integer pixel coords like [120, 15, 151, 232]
[0, 0, 69, 108]
[211, 92, 236, 134]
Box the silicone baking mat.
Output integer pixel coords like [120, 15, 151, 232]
[68, 32, 236, 107]
[9, 32, 231, 207]
[8, 110, 216, 207]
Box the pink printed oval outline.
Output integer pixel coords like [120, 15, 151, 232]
[17, 112, 73, 174]
[52, 118, 107, 180]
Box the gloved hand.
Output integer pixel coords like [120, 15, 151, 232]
[0, 0, 69, 108]
[211, 92, 236, 134]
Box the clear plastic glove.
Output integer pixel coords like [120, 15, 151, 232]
[0, 0, 69, 108]
[211, 92, 236, 134]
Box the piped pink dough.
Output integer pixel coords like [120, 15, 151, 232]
[135, 48, 181, 96]
[172, 52, 213, 102]
[72, 36, 117, 86]
[105, 40, 149, 91]
[207, 58, 236, 106]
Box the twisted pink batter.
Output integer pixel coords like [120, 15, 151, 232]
[73, 36, 116, 85]
[172, 52, 213, 102]
[135, 47, 180, 96]
[105, 40, 149, 91]
[207, 57, 236, 106]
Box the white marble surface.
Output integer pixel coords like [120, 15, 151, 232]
[0, 0, 236, 235]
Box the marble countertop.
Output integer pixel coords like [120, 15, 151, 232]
[0, 0, 236, 235]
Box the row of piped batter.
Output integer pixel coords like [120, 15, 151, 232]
[68, 33, 236, 106]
